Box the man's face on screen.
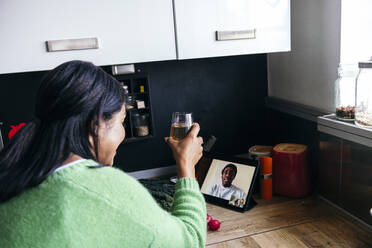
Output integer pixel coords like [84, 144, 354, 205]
[221, 167, 236, 187]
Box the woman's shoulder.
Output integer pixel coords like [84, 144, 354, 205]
[50, 159, 151, 206]
[52, 159, 133, 183]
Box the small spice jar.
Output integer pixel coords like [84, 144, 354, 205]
[132, 113, 149, 137]
[334, 64, 358, 121]
[126, 95, 136, 110]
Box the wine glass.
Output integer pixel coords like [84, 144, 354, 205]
[170, 112, 193, 140]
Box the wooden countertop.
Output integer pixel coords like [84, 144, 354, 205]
[206, 195, 372, 247]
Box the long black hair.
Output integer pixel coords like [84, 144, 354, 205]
[0, 60, 126, 203]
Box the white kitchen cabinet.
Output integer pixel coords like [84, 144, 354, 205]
[0, 0, 176, 74]
[173, 0, 291, 59]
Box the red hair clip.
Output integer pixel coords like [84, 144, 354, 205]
[8, 123, 27, 140]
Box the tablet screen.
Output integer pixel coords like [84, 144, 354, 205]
[200, 159, 257, 209]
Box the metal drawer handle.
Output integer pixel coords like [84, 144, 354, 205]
[216, 29, 256, 41]
[112, 64, 135, 75]
[46, 37, 99, 52]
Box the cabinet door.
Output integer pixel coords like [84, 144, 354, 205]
[0, 0, 176, 74]
[173, 0, 290, 59]
[318, 133, 342, 204]
[341, 140, 372, 226]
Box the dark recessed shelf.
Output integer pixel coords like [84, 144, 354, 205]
[123, 135, 154, 144]
[130, 92, 148, 95]
[113, 73, 155, 144]
[126, 107, 149, 111]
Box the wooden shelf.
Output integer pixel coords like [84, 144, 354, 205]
[130, 92, 148, 95]
[123, 135, 154, 144]
[126, 107, 150, 111]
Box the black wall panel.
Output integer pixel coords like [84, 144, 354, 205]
[0, 54, 268, 172]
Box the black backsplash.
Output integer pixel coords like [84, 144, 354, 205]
[0, 54, 268, 172]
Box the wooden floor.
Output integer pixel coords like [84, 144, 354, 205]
[206, 195, 372, 247]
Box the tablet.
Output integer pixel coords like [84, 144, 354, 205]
[196, 154, 259, 212]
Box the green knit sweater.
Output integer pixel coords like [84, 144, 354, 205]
[0, 160, 207, 247]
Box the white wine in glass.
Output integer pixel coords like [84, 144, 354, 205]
[170, 112, 193, 140]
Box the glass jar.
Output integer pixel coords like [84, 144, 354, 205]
[335, 64, 358, 121]
[355, 58, 372, 128]
[126, 95, 135, 110]
[132, 113, 149, 137]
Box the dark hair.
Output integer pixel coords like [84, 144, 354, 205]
[0, 60, 126, 203]
[221, 164, 237, 175]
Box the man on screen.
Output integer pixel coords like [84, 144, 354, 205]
[208, 163, 246, 201]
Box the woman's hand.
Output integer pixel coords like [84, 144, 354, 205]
[165, 123, 203, 178]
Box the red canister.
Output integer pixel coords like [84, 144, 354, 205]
[273, 143, 310, 198]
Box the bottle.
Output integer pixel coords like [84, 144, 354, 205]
[355, 57, 372, 128]
[122, 85, 129, 95]
[120, 83, 134, 110]
[259, 156, 272, 200]
[335, 64, 358, 121]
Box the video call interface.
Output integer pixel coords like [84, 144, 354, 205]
[200, 159, 256, 208]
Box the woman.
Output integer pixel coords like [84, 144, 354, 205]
[0, 61, 206, 247]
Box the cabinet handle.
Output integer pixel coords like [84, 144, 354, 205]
[216, 29, 256, 41]
[112, 64, 135, 75]
[46, 37, 99, 52]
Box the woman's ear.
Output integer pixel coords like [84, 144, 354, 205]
[88, 132, 94, 149]
[91, 119, 100, 135]
[88, 119, 99, 156]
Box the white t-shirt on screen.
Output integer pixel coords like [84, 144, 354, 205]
[208, 183, 246, 201]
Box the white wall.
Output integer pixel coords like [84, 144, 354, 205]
[268, 0, 341, 112]
[340, 0, 372, 64]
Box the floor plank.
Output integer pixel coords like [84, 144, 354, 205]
[206, 196, 372, 247]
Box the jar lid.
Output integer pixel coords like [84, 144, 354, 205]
[273, 143, 307, 154]
[359, 57, 372, 68]
[249, 145, 272, 156]
[338, 64, 358, 77]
